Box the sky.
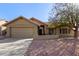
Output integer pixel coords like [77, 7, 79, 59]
[0, 3, 52, 22]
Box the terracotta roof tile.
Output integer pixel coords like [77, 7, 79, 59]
[30, 17, 48, 26]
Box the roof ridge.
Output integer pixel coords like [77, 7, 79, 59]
[3, 16, 38, 26]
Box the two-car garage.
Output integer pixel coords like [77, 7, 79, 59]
[10, 27, 34, 38]
[5, 16, 38, 38]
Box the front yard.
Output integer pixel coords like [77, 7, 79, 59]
[0, 38, 33, 56]
[26, 38, 79, 56]
[1, 36, 79, 56]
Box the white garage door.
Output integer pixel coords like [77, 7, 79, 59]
[11, 27, 34, 38]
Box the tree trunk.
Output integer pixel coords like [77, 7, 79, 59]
[74, 26, 78, 55]
[74, 26, 78, 40]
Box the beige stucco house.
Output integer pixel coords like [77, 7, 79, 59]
[0, 20, 7, 36]
[3, 16, 75, 38]
[4, 16, 48, 38]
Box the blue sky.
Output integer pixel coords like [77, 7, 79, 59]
[0, 3, 52, 22]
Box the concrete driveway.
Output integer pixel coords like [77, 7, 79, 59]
[0, 38, 33, 56]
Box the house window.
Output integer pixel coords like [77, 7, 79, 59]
[60, 28, 68, 34]
[49, 28, 54, 35]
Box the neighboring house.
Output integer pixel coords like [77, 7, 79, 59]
[0, 20, 7, 36]
[4, 16, 48, 38]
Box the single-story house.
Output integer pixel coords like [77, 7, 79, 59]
[0, 20, 7, 36]
[4, 16, 48, 38]
[3, 16, 75, 38]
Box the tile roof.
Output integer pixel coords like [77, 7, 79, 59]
[3, 16, 48, 26]
[30, 17, 48, 26]
[3, 16, 37, 26]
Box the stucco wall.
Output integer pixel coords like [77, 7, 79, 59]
[44, 26, 48, 35]
[49, 27, 74, 37]
[0, 21, 7, 36]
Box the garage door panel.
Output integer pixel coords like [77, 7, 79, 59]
[11, 27, 34, 38]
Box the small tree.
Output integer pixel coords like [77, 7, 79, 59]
[49, 3, 79, 39]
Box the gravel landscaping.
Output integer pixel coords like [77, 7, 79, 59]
[0, 38, 33, 56]
[26, 38, 79, 56]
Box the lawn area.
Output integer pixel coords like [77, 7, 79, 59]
[0, 38, 33, 56]
[26, 38, 79, 56]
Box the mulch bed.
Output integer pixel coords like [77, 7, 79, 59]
[25, 39, 79, 56]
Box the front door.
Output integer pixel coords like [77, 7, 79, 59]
[38, 25, 45, 35]
[38, 29, 42, 35]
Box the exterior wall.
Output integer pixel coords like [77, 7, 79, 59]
[1, 26, 6, 36]
[0, 27, 1, 35]
[55, 28, 60, 35]
[48, 27, 74, 37]
[1, 26, 6, 31]
[44, 26, 48, 35]
[0, 21, 7, 36]
[0, 26, 7, 36]
[6, 18, 38, 38]
[6, 27, 10, 37]
[70, 29, 74, 36]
